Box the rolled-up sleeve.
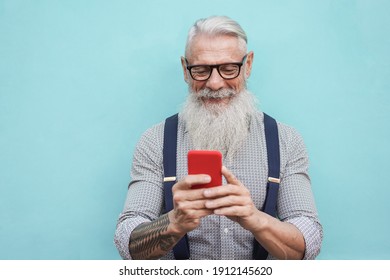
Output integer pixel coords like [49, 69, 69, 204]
[286, 216, 323, 259]
[278, 124, 323, 259]
[114, 123, 165, 260]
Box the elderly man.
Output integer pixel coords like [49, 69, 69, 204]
[114, 16, 322, 260]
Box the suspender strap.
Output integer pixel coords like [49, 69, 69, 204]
[163, 114, 178, 213]
[253, 113, 281, 260]
[163, 113, 190, 260]
[263, 113, 280, 217]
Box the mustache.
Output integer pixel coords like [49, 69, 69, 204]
[195, 88, 237, 99]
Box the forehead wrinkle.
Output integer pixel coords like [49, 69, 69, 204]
[187, 35, 245, 65]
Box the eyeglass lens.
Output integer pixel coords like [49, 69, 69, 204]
[191, 64, 240, 81]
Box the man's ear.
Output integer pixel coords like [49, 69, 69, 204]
[244, 51, 254, 79]
[181, 56, 189, 83]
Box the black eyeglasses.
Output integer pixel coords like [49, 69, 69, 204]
[185, 54, 247, 81]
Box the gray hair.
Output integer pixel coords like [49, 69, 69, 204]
[185, 16, 248, 57]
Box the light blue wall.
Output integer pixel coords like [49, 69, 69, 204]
[1, 0, 389, 259]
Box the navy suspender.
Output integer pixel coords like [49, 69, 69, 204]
[163, 113, 280, 260]
[253, 113, 280, 259]
[163, 114, 178, 214]
[163, 113, 190, 259]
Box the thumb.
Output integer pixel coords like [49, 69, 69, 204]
[222, 166, 241, 185]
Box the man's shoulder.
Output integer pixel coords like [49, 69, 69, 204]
[274, 116, 307, 150]
[134, 119, 166, 150]
[276, 120, 302, 138]
[141, 120, 165, 138]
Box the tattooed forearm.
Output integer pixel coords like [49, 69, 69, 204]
[129, 214, 181, 259]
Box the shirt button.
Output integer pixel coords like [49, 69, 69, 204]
[224, 228, 229, 233]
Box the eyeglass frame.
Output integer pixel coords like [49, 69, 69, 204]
[185, 54, 248, 81]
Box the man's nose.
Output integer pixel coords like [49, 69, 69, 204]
[205, 68, 225, 91]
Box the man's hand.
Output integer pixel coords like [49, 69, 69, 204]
[169, 174, 215, 235]
[129, 174, 214, 259]
[202, 166, 263, 232]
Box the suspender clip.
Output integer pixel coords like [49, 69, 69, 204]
[163, 176, 177, 182]
[268, 177, 280, 184]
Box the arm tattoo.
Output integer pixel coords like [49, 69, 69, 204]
[129, 214, 181, 259]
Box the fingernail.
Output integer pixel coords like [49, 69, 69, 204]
[203, 176, 211, 182]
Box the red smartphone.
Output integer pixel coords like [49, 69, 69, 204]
[187, 150, 222, 189]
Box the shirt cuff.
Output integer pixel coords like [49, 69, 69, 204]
[286, 216, 323, 260]
[114, 215, 150, 260]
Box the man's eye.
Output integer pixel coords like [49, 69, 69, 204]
[220, 65, 238, 74]
[192, 67, 210, 75]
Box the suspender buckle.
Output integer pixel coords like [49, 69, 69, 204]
[268, 177, 280, 184]
[163, 176, 177, 182]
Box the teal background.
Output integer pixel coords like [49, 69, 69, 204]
[1, 0, 389, 260]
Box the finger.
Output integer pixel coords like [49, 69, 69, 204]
[185, 209, 214, 219]
[175, 174, 211, 190]
[174, 207, 214, 221]
[174, 188, 206, 203]
[173, 175, 212, 202]
[221, 166, 242, 186]
[214, 205, 241, 216]
[203, 183, 244, 198]
[213, 205, 251, 217]
[175, 199, 211, 211]
[204, 195, 251, 209]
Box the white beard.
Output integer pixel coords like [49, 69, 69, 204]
[181, 88, 257, 161]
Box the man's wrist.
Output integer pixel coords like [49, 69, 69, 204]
[167, 210, 187, 237]
[246, 209, 271, 233]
